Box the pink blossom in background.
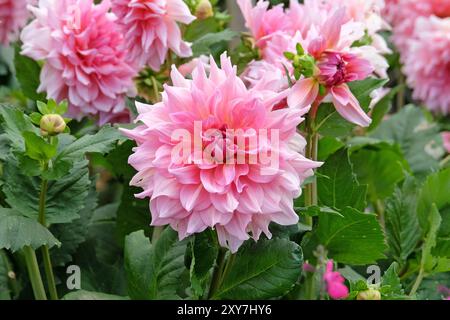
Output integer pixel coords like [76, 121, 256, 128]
[178, 55, 210, 77]
[323, 260, 349, 300]
[238, 0, 387, 122]
[442, 132, 450, 153]
[384, 0, 450, 53]
[20, 0, 137, 124]
[237, 0, 289, 50]
[402, 16, 450, 115]
[0, 0, 29, 46]
[287, 9, 374, 127]
[111, 0, 195, 71]
[121, 53, 321, 253]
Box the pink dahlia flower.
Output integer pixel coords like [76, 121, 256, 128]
[20, 0, 137, 124]
[237, 0, 289, 50]
[402, 16, 450, 114]
[0, 0, 29, 46]
[111, 0, 195, 71]
[323, 260, 349, 300]
[287, 9, 374, 127]
[442, 132, 450, 153]
[384, 0, 450, 53]
[122, 53, 321, 253]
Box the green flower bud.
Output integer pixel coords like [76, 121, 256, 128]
[195, 0, 213, 20]
[40, 114, 66, 136]
[357, 288, 381, 300]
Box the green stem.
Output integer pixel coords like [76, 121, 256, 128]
[151, 226, 164, 243]
[304, 114, 319, 226]
[396, 71, 405, 110]
[38, 175, 58, 300]
[22, 246, 47, 300]
[374, 199, 386, 232]
[305, 273, 317, 300]
[41, 246, 58, 300]
[208, 247, 227, 299]
[151, 76, 160, 102]
[409, 267, 424, 297]
[219, 252, 236, 285]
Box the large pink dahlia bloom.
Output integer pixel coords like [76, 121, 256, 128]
[402, 16, 450, 114]
[0, 0, 29, 46]
[20, 0, 137, 124]
[122, 54, 321, 253]
[111, 0, 195, 71]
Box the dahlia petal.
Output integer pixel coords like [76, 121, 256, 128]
[331, 85, 372, 127]
[287, 78, 319, 110]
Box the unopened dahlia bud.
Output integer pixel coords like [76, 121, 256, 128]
[195, 0, 213, 20]
[40, 114, 66, 136]
[357, 288, 381, 300]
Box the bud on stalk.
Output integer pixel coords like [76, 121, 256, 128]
[195, 0, 213, 20]
[40, 114, 66, 136]
[357, 288, 381, 300]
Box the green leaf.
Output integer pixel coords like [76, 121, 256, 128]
[422, 204, 444, 273]
[184, 17, 221, 42]
[350, 142, 407, 202]
[3, 159, 90, 224]
[62, 290, 128, 300]
[380, 262, 406, 299]
[124, 230, 153, 300]
[116, 185, 151, 245]
[317, 136, 345, 161]
[22, 131, 57, 161]
[212, 238, 303, 299]
[50, 185, 97, 267]
[433, 206, 450, 257]
[124, 228, 188, 300]
[371, 105, 442, 176]
[304, 207, 386, 265]
[0, 105, 38, 150]
[55, 125, 121, 163]
[16, 153, 41, 176]
[316, 103, 354, 137]
[368, 86, 401, 131]
[13, 46, 46, 101]
[0, 250, 11, 300]
[189, 231, 218, 298]
[88, 203, 121, 265]
[317, 148, 367, 211]
[348, 77, 388, 111]
[191, 29, 237, 57]
[385, 176, 421, 263]
[417, 168, 450, 234]
[36, 101, 50, 115]
[0, 208, 60, 252]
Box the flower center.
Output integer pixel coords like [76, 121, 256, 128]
[317, 51, 348, 87]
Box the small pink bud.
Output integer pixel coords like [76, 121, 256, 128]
[323, 260, 349, 300]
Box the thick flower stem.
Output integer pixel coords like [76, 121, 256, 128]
[151, 226, 164, 243]
[304, 108, 319, 226]
[22, 246, 47, 300]
[409, 267, 424, 297]
[38, 176, 58, 300]
[208, 247, 227, 299]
